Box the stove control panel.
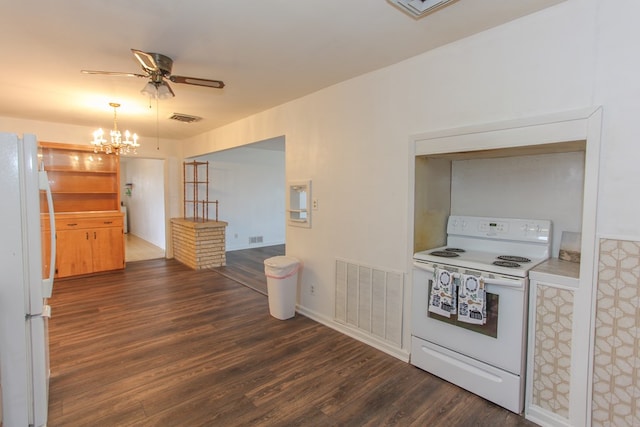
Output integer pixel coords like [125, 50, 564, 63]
[447, 215, 551, 242]
[479, 221, 508, 233]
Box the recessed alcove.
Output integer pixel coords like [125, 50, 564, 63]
[407, 107, 602, 423]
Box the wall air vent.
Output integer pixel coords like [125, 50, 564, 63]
[168, 113, 203, 123]
[387, 0, 458, 18]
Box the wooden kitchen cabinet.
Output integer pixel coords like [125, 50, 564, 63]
[42, 212, 125, 278]
[39, 141, 125, 278]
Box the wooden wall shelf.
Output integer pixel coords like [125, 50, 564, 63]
[39, 142, 120, 213]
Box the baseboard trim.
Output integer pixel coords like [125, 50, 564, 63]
[296, 305, 410, 363]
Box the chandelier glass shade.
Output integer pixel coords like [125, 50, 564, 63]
[91, 103, 140, 155]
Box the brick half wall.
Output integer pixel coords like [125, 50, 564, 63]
[171, 218, 228, 269]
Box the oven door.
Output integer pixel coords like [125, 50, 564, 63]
[411, 261, 528, 375]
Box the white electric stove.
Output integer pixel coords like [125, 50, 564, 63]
[411, 215, 551, 414]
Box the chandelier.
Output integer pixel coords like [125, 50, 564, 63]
[90, 103, 140, 155]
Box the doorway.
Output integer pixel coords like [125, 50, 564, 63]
[190, 136, 286, 252]
[120, 157, 166, 262]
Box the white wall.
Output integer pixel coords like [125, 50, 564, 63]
[121, 158, 166, 249]
[193, 143, 285, 251]
[180, 0, 601, 334]
[451, 152, 585, 256]
[592, 0, 640, 241]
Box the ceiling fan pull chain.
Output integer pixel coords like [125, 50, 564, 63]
[156, 95, 160, 151]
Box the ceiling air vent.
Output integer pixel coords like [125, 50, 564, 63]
[387, 0, 458, 18]
[168, 113, 203, 124]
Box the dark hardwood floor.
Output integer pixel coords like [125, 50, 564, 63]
[214, 244, 285, 295]
[47, 246, 536, 426]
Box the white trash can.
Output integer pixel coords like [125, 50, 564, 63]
[264, 256, 300, 320]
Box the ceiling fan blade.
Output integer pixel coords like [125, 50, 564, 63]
[131, 49, 158, 73]
[81, 70, 147, 78]
[169, 75, 225, 89]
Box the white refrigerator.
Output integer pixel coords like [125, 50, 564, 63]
[0, 133, 56, 427]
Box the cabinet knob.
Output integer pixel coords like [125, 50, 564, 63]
[67, 223, 78, 226]
[104, 221, 113, 224]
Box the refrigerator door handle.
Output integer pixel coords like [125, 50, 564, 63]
[39, 170, 56, 298]
[26, 305, 51, 320]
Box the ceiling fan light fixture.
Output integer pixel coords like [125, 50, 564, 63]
[141, 82, 156, 97]
[157, 82, 175, 99]
[141, 81, 175, 99]
[387, 0, 458, 18]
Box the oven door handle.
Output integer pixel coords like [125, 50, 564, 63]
[413, 262, 436, 273]
[482, 276, 524, 288]
[413, 261, 524, 288]
[413, 262, 461, 278]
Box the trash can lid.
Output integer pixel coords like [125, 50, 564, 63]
[264, 255, 299, 269]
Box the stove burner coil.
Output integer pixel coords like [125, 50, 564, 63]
[430, 251, 460, 258]
[497, 255, 531, 263]
[493, 260, 521, 268]
[444, 248, 465, 253]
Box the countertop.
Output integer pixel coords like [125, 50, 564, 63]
[530, 258, 580, 288]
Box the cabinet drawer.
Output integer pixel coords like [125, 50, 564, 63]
[56, 216, 123, 230]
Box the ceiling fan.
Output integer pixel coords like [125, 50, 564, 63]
[81, 48, 225, 99]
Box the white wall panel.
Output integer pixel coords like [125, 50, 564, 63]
[123, 158, 166, 249]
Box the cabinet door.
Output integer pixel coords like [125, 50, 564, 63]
[56, 229, 93, 278]
[91, 227, 124, 272]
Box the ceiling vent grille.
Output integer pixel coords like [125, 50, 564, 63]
[168, 113, 203, 123]
[387, 0, 457, 18]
